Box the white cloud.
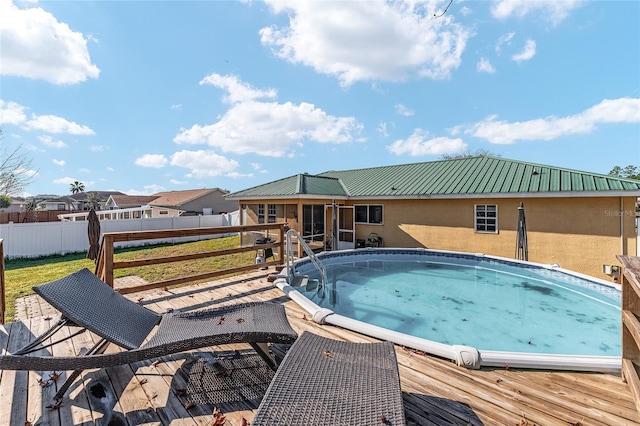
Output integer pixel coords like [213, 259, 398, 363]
[466, 97, 640, 144]
[134, 154, 169, 168]
[0, 100, 94, 135]
[53, 176, 78, 185]
[395, 103, 414, 117]
[38, 135, 68, 148]
[377, 122, 389, 137]
[495, 32, 515, 54]
[175, 74, 362, 157]
[259, 0, 472, 86]
[476, 57, 496, 73]
[227, 171, 255, 178]
[78, 168, 91, 173]
[90, 145, 108, 152]
[491, 0, 583, 25]
[170, 150, 239, 178]
[52, 159, 65, 166]
[171, 104, 182, 110]
[0, 0, 100, 84]
[387, 129, 467, 156]
[511, 39, 536, 63]
[0, 100, 27, 124]
[106, 166, 114, 172]
[169, 179, 188, 185]
[126, 184, 166, 196]
[27, 114, 95, 135]
[200, 73, 277, 104]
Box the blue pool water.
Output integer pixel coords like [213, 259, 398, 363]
[295, 250, 621, 356]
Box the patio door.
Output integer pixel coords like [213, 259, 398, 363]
[326, 203, 354, 250]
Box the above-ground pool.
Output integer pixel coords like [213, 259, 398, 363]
[274, 248, 621, 373]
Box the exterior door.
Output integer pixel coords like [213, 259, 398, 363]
[325, 204, 355, 250]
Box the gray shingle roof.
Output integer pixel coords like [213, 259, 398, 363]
[227, 157, 640, 199]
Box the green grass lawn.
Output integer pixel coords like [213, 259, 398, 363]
[3, 236, 255, 321]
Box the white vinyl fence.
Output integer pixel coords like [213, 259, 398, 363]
[0, 211, 239, 259]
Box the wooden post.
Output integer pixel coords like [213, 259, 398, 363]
[102, 234, 115, 287]
[617, 255, 640, 415]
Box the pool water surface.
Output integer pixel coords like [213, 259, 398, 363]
[296, 252, 620, 356]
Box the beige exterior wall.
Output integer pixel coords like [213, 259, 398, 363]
[352, 196, 637, 281]
[181, 191, 237, 214]
[238, 196, 638, 281]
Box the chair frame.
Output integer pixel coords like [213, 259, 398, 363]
[0, 268, 297, 401]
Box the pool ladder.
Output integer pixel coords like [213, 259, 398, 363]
[285, 229, 327, 297]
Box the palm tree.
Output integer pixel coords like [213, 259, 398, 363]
[70, 181, 85, 194]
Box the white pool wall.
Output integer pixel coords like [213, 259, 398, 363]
[275, 247, 622, 374]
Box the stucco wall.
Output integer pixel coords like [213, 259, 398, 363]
[182, 191, 237, 214]
[238, 196, 638, 280]
[357, 196, 636, 281]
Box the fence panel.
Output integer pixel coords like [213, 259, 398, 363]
[0, 212, 239, 258]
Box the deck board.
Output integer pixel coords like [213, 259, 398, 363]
[1, 270, 638, 426]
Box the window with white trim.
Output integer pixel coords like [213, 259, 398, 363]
[355, 204, 383, 224]
[258, 204, 265, 224]
[267, 204, 277, 223]
[475, 204, 498, 233]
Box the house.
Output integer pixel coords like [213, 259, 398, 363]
[104, 194, 160, 210]
[69, 191, 126, 210]
[36, 196, 78, 211]
[226, 156, 640, 280]
[149, 188, 237, 216]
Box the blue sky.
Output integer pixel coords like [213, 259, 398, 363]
[1, 0, 639, 197]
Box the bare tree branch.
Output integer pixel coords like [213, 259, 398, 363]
[0, 129, 39, 196]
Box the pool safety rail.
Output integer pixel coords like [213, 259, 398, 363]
[274, 247, 622, 374]
[284, 229, 327, 296]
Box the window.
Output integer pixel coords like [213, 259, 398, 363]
[355, 204, 383, 224]
[302, 205, 325, 240]
[258, 204, 265, 224]
[57, 204, 66, 210]
[475, 204, 498, 233]
[268, 204, 277, 223]
[159, 210, 168, 215]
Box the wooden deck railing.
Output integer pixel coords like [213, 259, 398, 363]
[618, 255, 640, 414]
[96, 223, 287, 295]
[0, 239, 4, 324]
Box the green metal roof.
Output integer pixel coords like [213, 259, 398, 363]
[227, 157, 640, 199]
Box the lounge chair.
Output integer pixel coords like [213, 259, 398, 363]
[252, 331, 406, 425]
[0, 268, 297, 401]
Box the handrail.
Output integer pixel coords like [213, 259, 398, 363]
[96, 223, 287, 291]
[617, 255, 640, 414]
[285, 229, 326, 295]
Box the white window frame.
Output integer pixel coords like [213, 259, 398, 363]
[257, 204, 265, 224]
[267, 203, 277, 223]
[475, 204, 498, 234]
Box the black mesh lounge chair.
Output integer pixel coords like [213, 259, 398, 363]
[0, 268, 297, 401]
[251, 332, 406, 426]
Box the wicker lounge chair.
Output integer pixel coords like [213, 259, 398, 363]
[252, 332, 406, 426]
[0, 268, 297, 401]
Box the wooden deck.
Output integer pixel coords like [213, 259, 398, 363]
[1, 270, 638, 426]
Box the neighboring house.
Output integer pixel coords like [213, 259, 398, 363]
[36, 196, 78, 211]
[226, 156, 640, 280]
[149, 188, 236, 215]
[58, 205, 184, 221]
[70, 191, 126, 210]
[1, 198, 25, 213]
[104, 195, 160, 210]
